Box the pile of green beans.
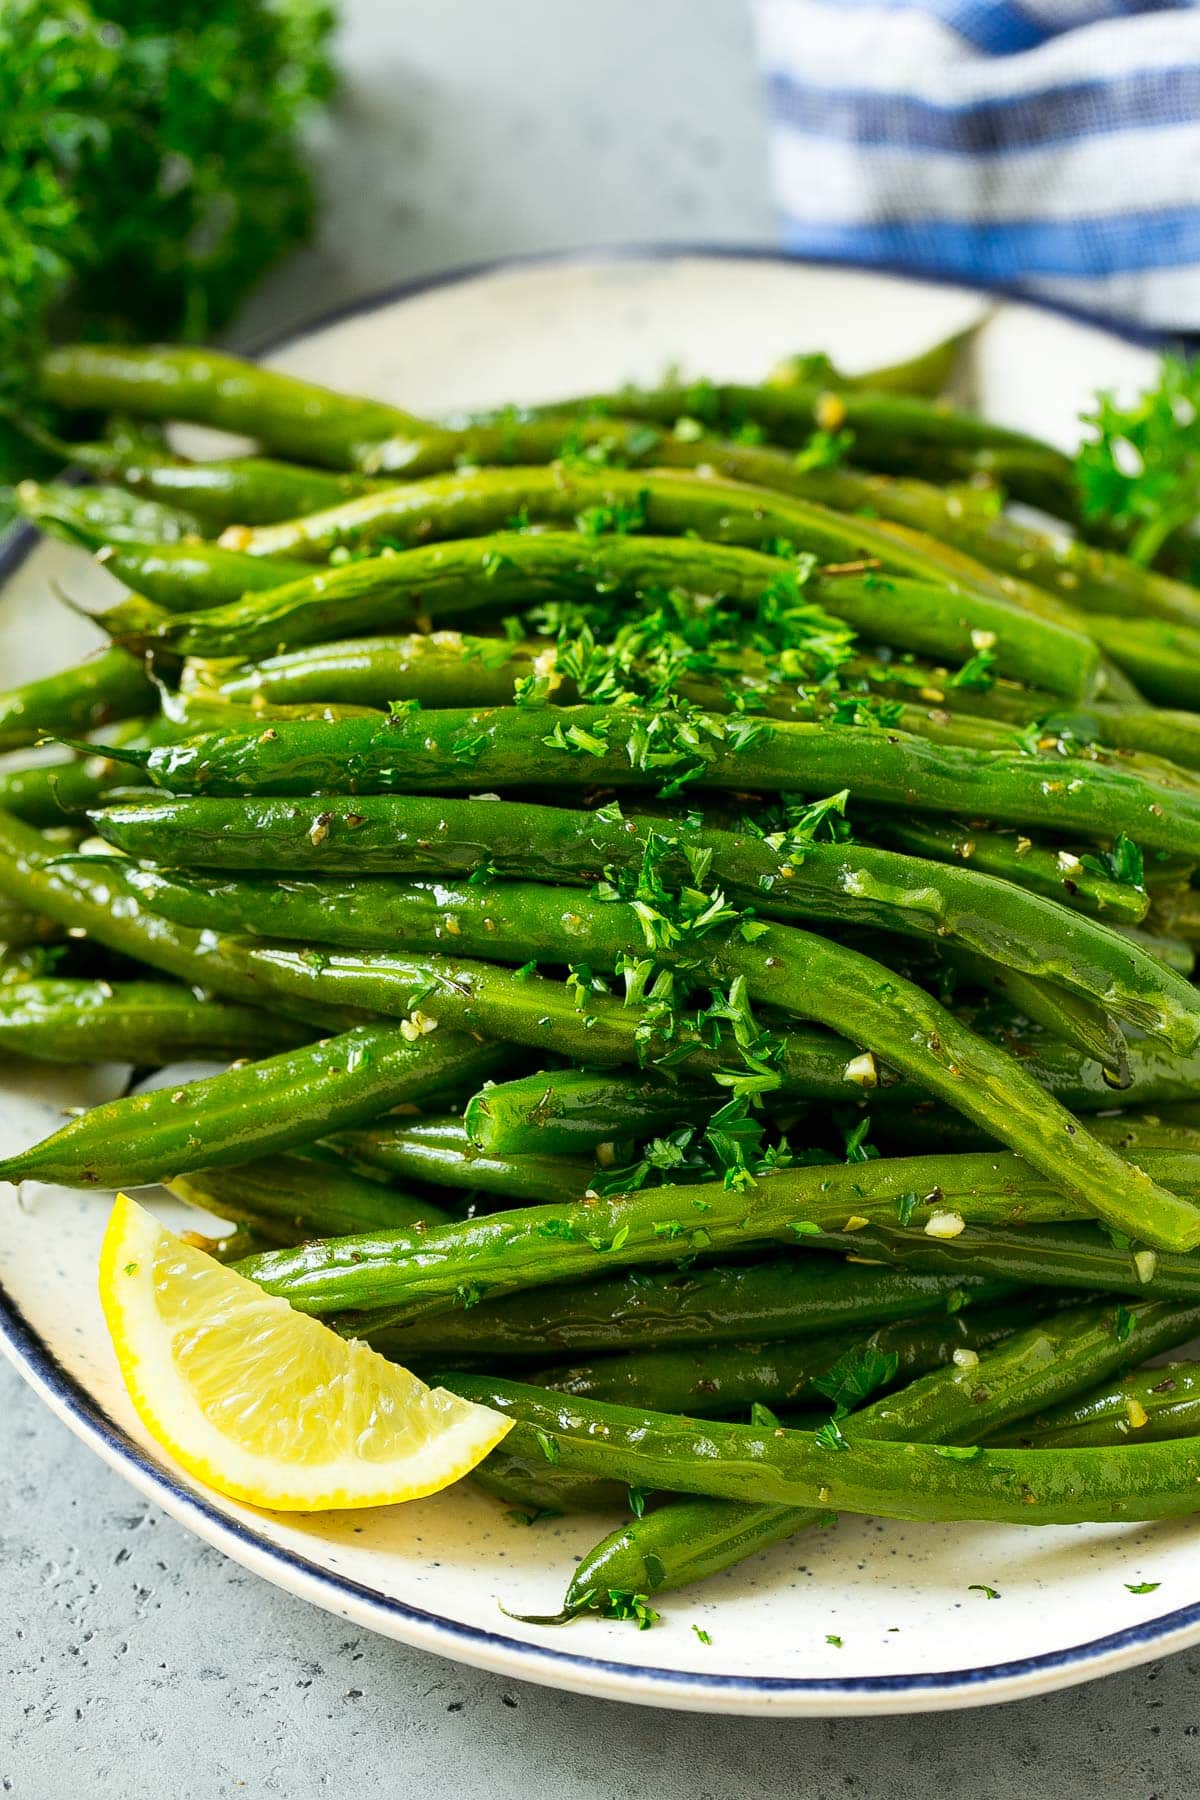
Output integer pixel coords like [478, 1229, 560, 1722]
[7, 335, 1200, 1623]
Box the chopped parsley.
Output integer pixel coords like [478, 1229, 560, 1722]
[1076, 354, 1200, 566]
[813, 1345, 900, 1418]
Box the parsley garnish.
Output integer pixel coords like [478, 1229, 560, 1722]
[968, 1584, 1001, 1600]
[1125, 1582, 1161, 1595]
[946, 648, 997, 693]
[813, 1345, 900, 1418]
[1076, 355, 1200, 565]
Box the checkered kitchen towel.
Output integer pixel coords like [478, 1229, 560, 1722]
[751, 1, 1200, 330]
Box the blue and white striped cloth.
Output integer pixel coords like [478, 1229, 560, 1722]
[752, 0, 1200, 330]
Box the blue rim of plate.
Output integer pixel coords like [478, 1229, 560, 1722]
[3, 244, 1199, 1712]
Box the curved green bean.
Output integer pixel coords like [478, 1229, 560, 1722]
[0, 648, 155, 754]
[0, 977, 306, 1064]
[0, 1023, 505, 1189]
[37, 344, 432, 469]
[235, 1147, 1200, 1322]
[167, 1154, 453, 1245]
[465, 1070, 711, 1158]
[435, 1371, 1200, 1525]
[367, 1262, 1015, 1360]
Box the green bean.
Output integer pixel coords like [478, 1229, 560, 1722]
[187, 630, 1042, 753]
[110, 860, 1200, 1216]
[236, 1147, 1200, 1322]
[470, 1285, 1026, 1516]
[0, 849, 907, 1104]
[89, 787, 1149, 928]
[1085, 705, 1200, 774]
[120, 872, 1200, 1250]
[869, 1087, 1200, 1158]
[46, 437, 379, 528]
[326, 1116, 596, 1207]
[349, 409, 1198, 655]
[861, 812, 1150, 922]
[770, 329, 976, 398]
[96, 542, 313, 613]
[525, 1298, 1038, 1417]
[0, 977, 306, 1064]
[191, 630, 1063, 739]
[1115, 926, 1195, 978]
[1084, 615, 1200, 710]
[189, 632, 543, 711]
[467, 1452, 628, 1516]
[37, 344, 433, 469]
[465, 1070, 711, 1158]
[805, 1212, 1200, 1299]
[227, 464, 1092, 638]
[367, 1262, 1014, 1360]
[0, 810, 367, 1034]
[96, 865, 1200, 1120]
[288, 458, 1169, 703]
[943, 948, 1131, 1080]
[96, 699, 1200, 855]
[436, 1372, 1200, 1528]
[771, 464, 1200, 632]
[167, 1153, 453, 1245]
[554, 1295, 1200, 1603]
[15, 479, 205, 548]
[0, 1023, 505, 1189]
[0, 893, 64, 951]
[146, 526, 1096, 700]
[0, 648, 155, 754]
[994, 1365, 1200, 1448]
[467, 380, 1079, 515]
[0, 741, 160, 825]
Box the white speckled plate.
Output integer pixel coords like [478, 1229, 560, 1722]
[3, 250, 1196, 1716]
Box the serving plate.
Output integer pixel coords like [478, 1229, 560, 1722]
[2, 249, 1196, 1716]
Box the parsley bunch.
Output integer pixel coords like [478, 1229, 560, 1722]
[0, 0, 336, 398]
[1076, 354, 1200, 568]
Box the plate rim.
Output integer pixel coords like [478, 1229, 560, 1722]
[4, 243, 1196, 1715]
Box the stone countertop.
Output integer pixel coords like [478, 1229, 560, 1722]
[7, 1, 1200, 1791]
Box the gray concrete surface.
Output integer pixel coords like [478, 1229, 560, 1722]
[7, 3, 1200, 1793]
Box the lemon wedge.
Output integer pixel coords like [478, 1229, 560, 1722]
[99, 1193, 512, 1511]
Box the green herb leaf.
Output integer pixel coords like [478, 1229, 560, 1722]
[1076, 355, 1200, 566]
[814, 1418, 850, 1453]
[813, 1345, 900, 1417]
